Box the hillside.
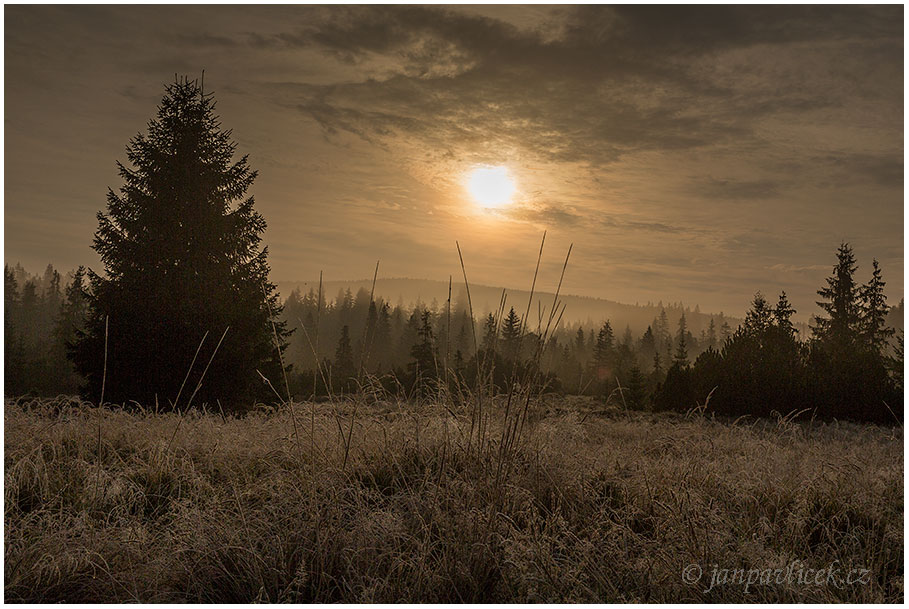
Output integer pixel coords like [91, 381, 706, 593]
[278, 277, 748, 337]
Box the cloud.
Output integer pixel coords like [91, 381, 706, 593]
[175, 32, 239, 48]
[501, 202, 584, 227]
[768, 263, 830, 273]
[695, 177, 781, 200]
[824, 153, 903, 189]
[261, 5, 899, 172]
[497, 201, 691, 235]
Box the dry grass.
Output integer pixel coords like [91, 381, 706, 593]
[4, 395, 903, 602]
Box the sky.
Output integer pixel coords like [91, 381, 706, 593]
[4, 5, 904, 318]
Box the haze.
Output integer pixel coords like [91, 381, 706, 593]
[4, 5, 903, 318]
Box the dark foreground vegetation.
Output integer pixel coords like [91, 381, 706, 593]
[5, 395, 903, 602]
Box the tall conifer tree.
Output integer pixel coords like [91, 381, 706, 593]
[72, 77, 288, 409]
[860, 258, 893, 354]
[813, 242, 862, 348]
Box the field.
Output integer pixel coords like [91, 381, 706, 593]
[4, 395, 903, 602]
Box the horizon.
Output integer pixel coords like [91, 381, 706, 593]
[4, 260, 900, 327]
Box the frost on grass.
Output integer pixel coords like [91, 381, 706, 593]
[4, 396, 903, 602]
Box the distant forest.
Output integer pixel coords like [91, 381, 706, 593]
[277, 277, 756, 337]
[5, 243, 903, 423]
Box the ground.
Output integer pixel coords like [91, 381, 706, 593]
[4, 396, 903, 602]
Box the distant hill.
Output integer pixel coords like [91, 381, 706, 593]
[277, 277, 750, 338]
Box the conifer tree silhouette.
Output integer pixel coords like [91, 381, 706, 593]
[409, 310, 437, 395]
[813, 242, 862, 348]
[333, 325, 355, 392]
[71, 76, 288, 409]
[860, 258, 894, 355]
[500, 307, 522, 362]
[673, 313, 689, 367]
[593, 320, 614, 369]
[773, 291, 797, 338]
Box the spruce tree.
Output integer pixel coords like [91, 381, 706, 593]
[373, 302, 392, 371]
[52, 267, 89, 393]
[859, 258, 894, 354]
[593, 320, 614, 368]
[743, 292, 773, 337]
[621, 325, 634, 349]
[639, 325, 656, 361]
[809, 244, 896, 422]
[71, 76, 288, 409]
[720, 320, 732, 344]
[890, 330, 904, 391]
[500, 307, 522, 362]
[656, 308, 671, 352]
[4, 266, 25, 393]
[333, 325, 355, 391]
[363, 300, 379, 370]
[573, 327, 586, 363]
[625, 364, 648, 410]
[409, 310, 438, 395]
[813, 242, 862, 348]
[42, 267, 62, 334]
[774, 291, 797, 338]
[673, 313, 689, 367]
[481, 313, 498, 353]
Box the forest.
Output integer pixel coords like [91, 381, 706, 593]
[6, 243, 903, 424]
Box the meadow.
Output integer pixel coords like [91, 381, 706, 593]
[4, 394, 903, 602]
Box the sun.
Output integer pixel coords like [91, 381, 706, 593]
[466, 165, 516, 209]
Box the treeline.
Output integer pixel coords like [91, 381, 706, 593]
[278, 281, 732, 403]
[655, 244, 903, 423]
[1, 260, 729, 403]
[4, 263, 87, 395]
[278, 244, 901, 423]
[278, 277, 754, 339]
[4, 244, 902, 423]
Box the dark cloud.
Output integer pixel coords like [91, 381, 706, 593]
[283, 73, 749, 166]
[695, 177, 781, 200]
[174, 32, 240, 48]
[619, 220, 684, 234]
[267, 5, 899, 166]
[825, 153, 904, 189]
[591, 215, 689, 235]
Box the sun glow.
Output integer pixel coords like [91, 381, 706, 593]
[466, 165, 516, 208]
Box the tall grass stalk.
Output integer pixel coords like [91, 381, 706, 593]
[167, 326, 229, 453]
[264, 284, 301, 458]
[172, 330, 208, 411]
[92, 315, 109, 508]
[456, 240, 483, 452]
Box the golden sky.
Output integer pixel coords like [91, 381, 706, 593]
[4, 5, 904, 316]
